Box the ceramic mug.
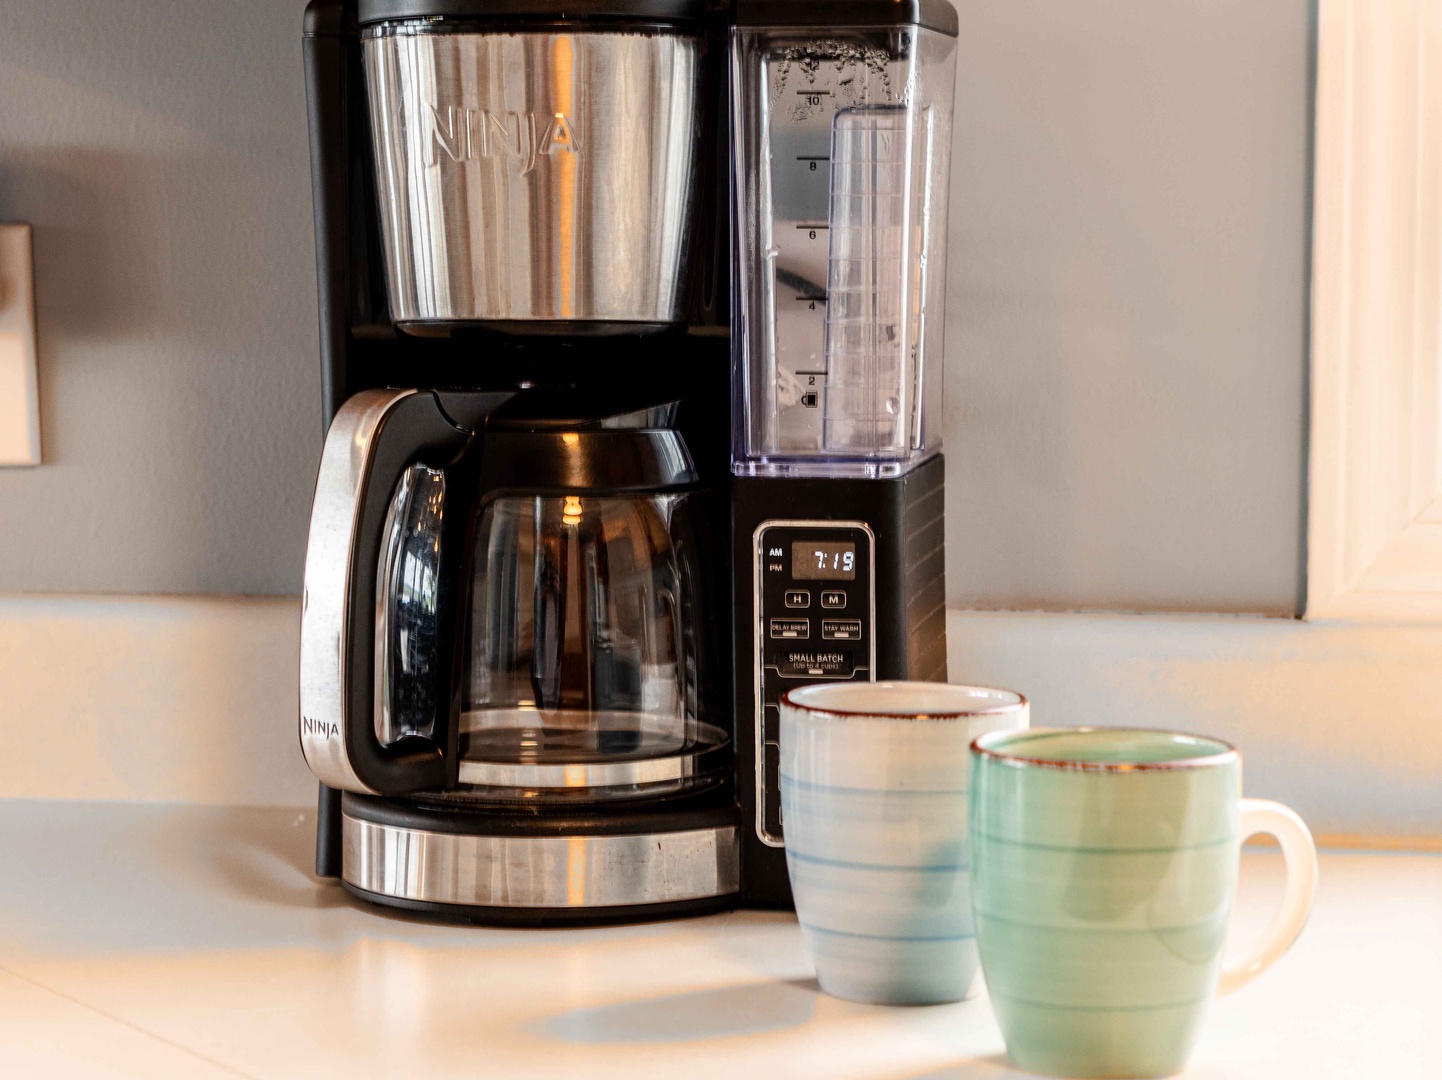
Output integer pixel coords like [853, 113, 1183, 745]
[779, 681, 1029, 1005]
[969, 728, 1319, 1079]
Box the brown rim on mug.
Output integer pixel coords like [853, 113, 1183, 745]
[781, 681, 1029, 722]
[971, 726, 1239, 772]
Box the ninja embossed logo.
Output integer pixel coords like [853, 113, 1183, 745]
[422, 103, 581, 174]
[301, 716, 340, 740]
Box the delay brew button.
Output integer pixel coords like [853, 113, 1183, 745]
[821, 618, 862, 641]
[820, 590, 847, 609]
[769, 618, 810, 640]
[784, 589, 810, 609]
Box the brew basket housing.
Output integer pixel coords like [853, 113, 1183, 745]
[361, 14, 704, 333]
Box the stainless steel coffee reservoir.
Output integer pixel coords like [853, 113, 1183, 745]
[362, 21, 702, 330]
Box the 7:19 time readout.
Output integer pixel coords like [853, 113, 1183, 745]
[791, 541, 856, 581]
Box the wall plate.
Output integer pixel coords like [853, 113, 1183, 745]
[0, 224, 40, 466]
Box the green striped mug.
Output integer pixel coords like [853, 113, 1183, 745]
[969, 728, 1318, 1079]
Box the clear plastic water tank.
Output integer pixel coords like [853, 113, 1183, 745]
[730, 11, 958, 477]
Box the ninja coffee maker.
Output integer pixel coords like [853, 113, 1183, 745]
[299, 0, 958, 922]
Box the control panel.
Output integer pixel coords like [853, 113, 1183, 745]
[752, 520, 875, 846]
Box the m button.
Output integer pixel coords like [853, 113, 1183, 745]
[820, 590, 847, 609]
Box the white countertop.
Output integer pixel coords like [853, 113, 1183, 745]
[0, 803, 1437, 1079]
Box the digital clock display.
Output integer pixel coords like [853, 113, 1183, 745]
[791, 541, 857, 580]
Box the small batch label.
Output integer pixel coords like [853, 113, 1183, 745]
[779, 650, 853, 677]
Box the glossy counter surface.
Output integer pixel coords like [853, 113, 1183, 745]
[0, 803, 1436, 1078]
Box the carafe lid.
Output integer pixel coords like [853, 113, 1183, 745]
[476, 428, 697, 492]
[357, 0, 708, 26]
[476, 392, 696, 491]
[482, 390, 680, 433]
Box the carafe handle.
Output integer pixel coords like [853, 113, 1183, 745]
[299, 388, 511, 795]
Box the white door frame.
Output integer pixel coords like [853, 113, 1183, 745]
[1307, 0, 1442, 620]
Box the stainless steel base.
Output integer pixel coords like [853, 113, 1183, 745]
[341, 812, 740, 911]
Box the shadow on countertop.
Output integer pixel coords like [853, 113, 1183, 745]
[540, 977, 822, 1044]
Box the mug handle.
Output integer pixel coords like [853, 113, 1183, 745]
[1217, 798, 1319, 997]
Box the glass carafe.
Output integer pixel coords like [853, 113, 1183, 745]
[457, 489, 725, 800]
[374, 412, 726, 805]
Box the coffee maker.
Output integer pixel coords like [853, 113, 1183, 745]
[299, 0, 957, 922]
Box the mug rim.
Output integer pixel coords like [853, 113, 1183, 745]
[780, 680, 1028, 720]
[971, 726, 1239, 771]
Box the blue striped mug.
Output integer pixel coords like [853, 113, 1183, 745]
[779, 681, 1029, 1005]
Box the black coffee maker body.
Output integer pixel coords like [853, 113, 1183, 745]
[299, 0, 957, 922]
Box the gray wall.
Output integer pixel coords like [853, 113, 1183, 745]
[0, 1, 1313, 612]
[944, 0, 1314, 615]
[0, 0, 318, 594]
